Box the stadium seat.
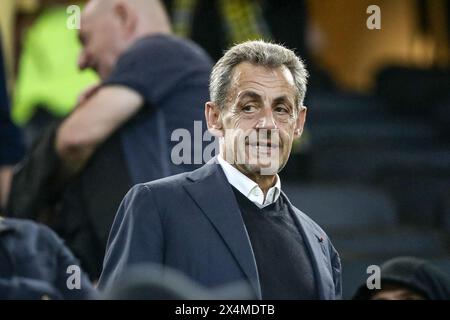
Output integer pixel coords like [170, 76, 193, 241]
[283, 183, 398, 231]
[310, 147, 450, 182]
[375, 166, 450, 226]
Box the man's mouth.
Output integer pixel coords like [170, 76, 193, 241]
[247, 141, 279, 148]
[246, 141, 280, 155]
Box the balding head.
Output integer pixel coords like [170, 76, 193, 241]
[83, 0, 170, 32]
[78, 0, 171, 80]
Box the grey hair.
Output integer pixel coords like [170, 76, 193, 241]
[209, 40, 308, 109]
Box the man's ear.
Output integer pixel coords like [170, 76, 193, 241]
[205, 102, 224, 137]
[114, 2, 137, 35]
[294, 106, 307, 138]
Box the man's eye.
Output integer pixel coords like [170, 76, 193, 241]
[242, 105, 257, 113]
[275, 106, 289, 114]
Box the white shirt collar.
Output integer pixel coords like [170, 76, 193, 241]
[217, 155, 281, 208]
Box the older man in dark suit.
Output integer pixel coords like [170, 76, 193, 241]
[99, 40, 342, 299]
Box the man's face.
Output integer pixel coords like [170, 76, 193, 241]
[210, 62, 306, 177]
[78, 7, 125, 80]
[370, 286, 426, 300]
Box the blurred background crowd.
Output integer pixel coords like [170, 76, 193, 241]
[0, 0, 449, 299]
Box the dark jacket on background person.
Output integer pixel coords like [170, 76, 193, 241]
[0, 217, 96, 299]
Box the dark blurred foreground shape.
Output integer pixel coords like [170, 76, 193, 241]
[104, 264, 256, 300]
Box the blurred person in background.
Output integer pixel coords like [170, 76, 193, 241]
[0, 216, 96, 300]
[353, 256, 450, 300]
[11, 0, 98, 147]
[7, 0, 212, 280]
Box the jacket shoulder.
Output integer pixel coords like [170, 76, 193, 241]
[1, 218, 61, 244]
[139, 162, 219, 192]
[141, 170, 192, 191]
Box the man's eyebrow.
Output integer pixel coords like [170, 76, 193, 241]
[273, 95, 293, 103]
[236, 90, 262, 101]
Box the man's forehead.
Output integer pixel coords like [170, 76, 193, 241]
[229, 62, 297, 98]
[231, 62, 295, 87]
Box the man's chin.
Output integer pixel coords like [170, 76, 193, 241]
[239, 161, 281, 177]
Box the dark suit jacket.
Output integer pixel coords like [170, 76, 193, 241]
[99, 158, 342, 299]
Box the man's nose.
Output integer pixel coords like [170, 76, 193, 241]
[255, 107, 277, 130]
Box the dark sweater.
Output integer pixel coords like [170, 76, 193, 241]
[232, 187, 318, 300]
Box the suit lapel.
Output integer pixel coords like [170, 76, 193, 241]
[281, 192, 334, 299]
[184, 161, 262, 299]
